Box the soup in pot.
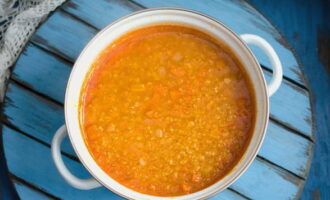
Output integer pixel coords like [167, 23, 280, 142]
[80, 25, 255, 196]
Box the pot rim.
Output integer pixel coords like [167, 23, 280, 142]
[64, 7, 269, 200]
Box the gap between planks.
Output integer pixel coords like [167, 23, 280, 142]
[2, 118, 80, 163]
[10, 174, 60, 200]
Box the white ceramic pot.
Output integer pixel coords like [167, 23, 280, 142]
[51, 8, 282, 200]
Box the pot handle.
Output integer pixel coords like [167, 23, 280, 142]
[51, 125, 101, 190]
[240, 34, 283, 96]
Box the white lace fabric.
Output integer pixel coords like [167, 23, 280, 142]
[0, 0, 66, 101]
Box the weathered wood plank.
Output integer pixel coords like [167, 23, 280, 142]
[62, 0, 142, 30]
[13, 43, 312, 137]
[12, 43, 70, 103]
[208, 190, 246, 200]
[13, 182, 53, 200]
[31, 11, 97, 61]
[3, 81, 311, 178]
[264, 70, 312, 138]
[3, 125, 246, 200]
[248, 1, 329, 199]
[258, 122, 312, 178]
[3, 126, 124, 200]
[3, 82, 74, 157]
[231, 158, 303, 200]
[60, 0, 305, 86]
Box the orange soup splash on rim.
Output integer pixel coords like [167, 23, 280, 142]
[79, 25, 255, 196]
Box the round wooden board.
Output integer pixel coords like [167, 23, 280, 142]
[2, 0, 313, 199]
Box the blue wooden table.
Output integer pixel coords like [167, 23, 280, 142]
[1, 0, 314, 199]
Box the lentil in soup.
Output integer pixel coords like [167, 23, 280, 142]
[80, 25, 255, 196]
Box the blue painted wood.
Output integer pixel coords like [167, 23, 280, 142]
[3, 125, 246, 200]
[14, 182, 52, 200]
[0, 122, 19, 200]
[264, 70, 311, 137]
[231, 159, 302, 200]
[61, 0, 305, 86]
[3, 82, 74, 157]
[208, 190, 246, 200]
[248, 1, 330, 199]
[259, 121, 312, 178]
[28, 12, 312, 137]
[62, 0, 141, 30]
[3, 81, 312, 179]
[12, 43, 70, 103]
[31, 10, 97, 62]
[3, 125, 124, 200]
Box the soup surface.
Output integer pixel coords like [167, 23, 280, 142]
[80, 25, 255, 196]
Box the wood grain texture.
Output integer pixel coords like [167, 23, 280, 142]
[31, 11, 97, 62]
[3, 82, 73, 156]
[62, 0, 142, 29]
[12, 43, 70, 103]
[3, 125, 124, 200]
[259, 122, 312, 178]
[208, 190, 246, 200]
[248, 0, 330, 199]
[14, 182, 52, 200]
[231, 158, 303, 200]
[3, 80, 312, 179]
[3, 125, 246, 200]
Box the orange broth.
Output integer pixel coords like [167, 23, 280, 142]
[80, 25, 255, 196]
